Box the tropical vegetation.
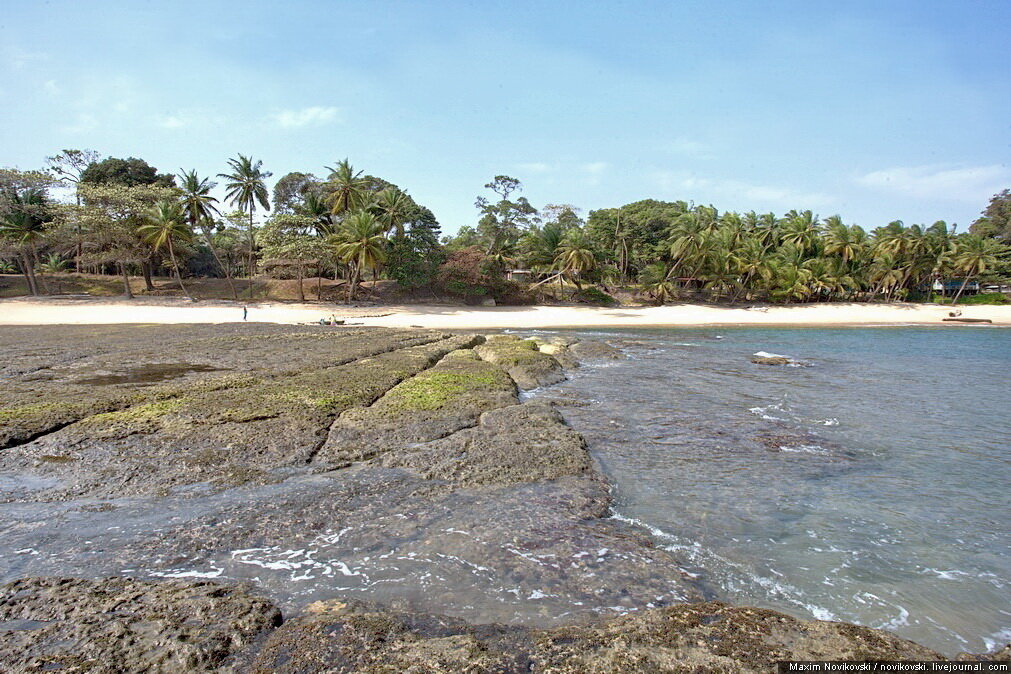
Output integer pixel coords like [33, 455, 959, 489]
[1, 150, 1009, 306]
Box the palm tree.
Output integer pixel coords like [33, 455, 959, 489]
[325, 159, 369, 217]
[949, 235, 1001, 305]
[38, 253, 69, 274]
[0, 187, 48, 295]
[218, 154, 272, 281]
[333, 211, 386, 302]
[178, 169, 237, 300]
[138, 199, 194, 300]
[372, 187, 413, 239]
[300, 190, 334, 235]
[554, 229, 596, 290]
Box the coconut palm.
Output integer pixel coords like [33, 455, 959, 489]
[333, 211, 387, 302]
[178, 169, 237, 300]
[823, 219, 867, 264]
[554, 229, 597, 290]
[218, 154, 272, 279]
[949, 235, 1002, 304]
[325, 159, 369, 217]
[372, 187, 414, 239]
[38, 253, 69, 274]
[138, 199, 194, 300]
[300, 190, 334, 235]
[0, 187, 49, 295]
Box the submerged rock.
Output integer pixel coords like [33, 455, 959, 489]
[570, 340, 624, 361]
[751, 355, 791, 365]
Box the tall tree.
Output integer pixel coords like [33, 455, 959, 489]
[178, 169, 237, 300]
[324, 159, 369, 217]
[372, 187, 414, 239]
[554, 229, 597, 290]
[46, 149, 100, 271]
[949, 234, 1002, 304]
[218, 154, 272, 281]
[333, 211, 386, 302]
[80, 157, 176, 187]
[138, 199, 194, 300]
[970, 189, 1011, 242]
[272, 172, 319, 215]
[257, 214, 326, 302]
[0, 187, 50, 295]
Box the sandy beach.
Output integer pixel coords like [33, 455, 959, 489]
[1, 296, 1008, 328]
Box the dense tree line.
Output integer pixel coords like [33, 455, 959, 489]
[1, 150, 1009, 305]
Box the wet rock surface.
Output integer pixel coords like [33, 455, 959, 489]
[474, 335, 566, 389]
[250, 599, 946, 673]
[751, 355, 792, 365]
[1, 324, 992, 671]
[0, 576, 280, 673]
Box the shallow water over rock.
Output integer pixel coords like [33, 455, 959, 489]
[530, 326, 1011, 656]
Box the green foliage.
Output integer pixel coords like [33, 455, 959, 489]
[970, 189, 1011, 242]
[437, 246, 508, 299]
[575, 286, 618, 306]
[80, 156, 176, 187]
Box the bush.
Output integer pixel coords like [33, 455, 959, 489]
[950, 292, 1010, 305]
[437, 247, 505, 300]
[574, 286, 618, 306]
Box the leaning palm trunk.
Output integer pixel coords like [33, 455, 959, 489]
[199, 225, 237, 300]
[20, 251, 39, 296]
[166, 238, 193, 301]
[950, 276, 972, 305]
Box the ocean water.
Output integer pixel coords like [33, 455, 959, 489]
[536, 327, 1010, 656]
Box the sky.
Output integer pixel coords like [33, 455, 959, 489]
[1, 0, 1008, 235]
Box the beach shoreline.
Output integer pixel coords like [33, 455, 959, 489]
[1, 295, 1009, 329]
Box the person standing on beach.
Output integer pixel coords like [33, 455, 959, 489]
[243, 306, 248, 321]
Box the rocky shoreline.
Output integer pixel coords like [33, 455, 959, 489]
[0, 324, 1005, 671]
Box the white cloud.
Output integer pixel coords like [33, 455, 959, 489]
[581, 161, 608, 175]
[43, 80, 60, 96]
[516, 162, 552, 174]
[654, 170, 831, 209]
[664, 136, 712, 158]
[157, 114, 190, 129]
[855, 164, 1009, 202]
[270, 106, 341, 128]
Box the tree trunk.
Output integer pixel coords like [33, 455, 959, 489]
[167, 238, 193, 301]
[199, 225, 237, 300]
[951, 277, 972, 305]
[119, 262, 134, 299]
[31, 249, 50, 295]
[296, 265, 305, 302]
[142, 260, 155, 291]
[247, 210, 256, 277]
[316, 271, 322, 301]
[21, 251, 38, 296]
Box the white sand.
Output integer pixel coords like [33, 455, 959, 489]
[2, 296, 1009, 329]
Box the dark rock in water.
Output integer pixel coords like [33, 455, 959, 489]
[570, 340, 624, 361]
[0, 576, 280, 673]
[475, 335, 565, 389]
[751, 355, 791, 365]
[250, 599, 944, 673]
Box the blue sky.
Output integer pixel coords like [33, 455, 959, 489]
[2, 0, 1008, 234]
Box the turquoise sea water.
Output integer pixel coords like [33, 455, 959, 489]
[540, 327, 1010, 656]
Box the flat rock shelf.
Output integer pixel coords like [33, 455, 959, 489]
[0, 324, 1004, 672]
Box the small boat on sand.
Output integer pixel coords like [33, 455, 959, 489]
[942, 317, 993, 324]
